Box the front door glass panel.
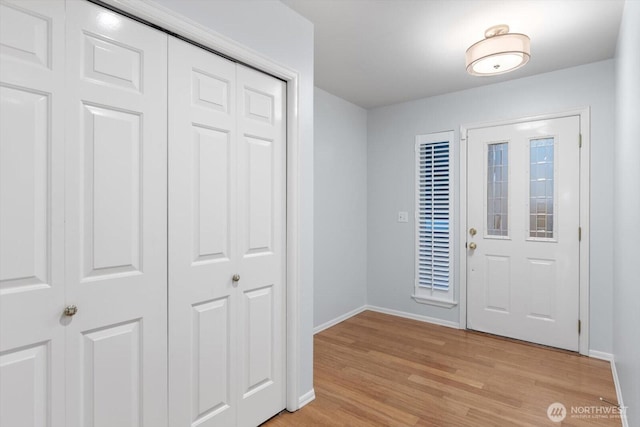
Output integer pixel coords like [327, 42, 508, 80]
[529, 138, 555, 239]
[487, 142, 508, 237]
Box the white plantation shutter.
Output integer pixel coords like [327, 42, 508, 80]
[414, 131, 454, 305]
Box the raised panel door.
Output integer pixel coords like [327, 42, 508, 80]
[168, 37, 237, 427]
[168, 42, 286, 427]
[0, 1, 66, 426]
[64, 3, 168, 426]
[236, 65, 286, 427]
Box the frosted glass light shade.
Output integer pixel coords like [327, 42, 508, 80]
[466, 32, 530, 76]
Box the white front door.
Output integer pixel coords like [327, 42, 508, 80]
[168, 38, 286, 427]
[0, 2, 66, 426]
[466, 116, 581, 351]
[64, 3, 168, 426]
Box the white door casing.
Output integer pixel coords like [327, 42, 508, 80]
[168, 38, 286, 427]
[64, 2, 168, 427]
[466, 116, 581, 351]
[0, 1, 66, 426]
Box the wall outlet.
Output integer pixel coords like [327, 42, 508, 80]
[398, 211, 409, 223]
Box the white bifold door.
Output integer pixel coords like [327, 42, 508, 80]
[0, 2, 66, 426]
[64, 2, 168, 427]
[1, 1, 168, 426]
[1, 3, 286, 427]
[168, 38, 286, 427]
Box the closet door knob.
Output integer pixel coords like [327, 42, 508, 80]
[232, 274, 240, 282]
[64, 305, 78, 317]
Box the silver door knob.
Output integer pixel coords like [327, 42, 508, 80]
[232, 274, 240, 282]
[468, 242, 477, 250]
[64, 305, 78, 317]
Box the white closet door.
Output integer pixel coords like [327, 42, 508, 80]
[168, 40, 286, 427]
[236, 65, 286, 427]
[0, 1, 66, 426]
[64, 3, 168, 427]
[168, 37, 238, 427]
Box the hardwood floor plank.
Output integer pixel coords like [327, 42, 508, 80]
[263, 311, 621, 426]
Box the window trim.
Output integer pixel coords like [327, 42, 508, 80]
[413, 131, 457, 308]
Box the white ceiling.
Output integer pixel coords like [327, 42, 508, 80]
[280, 0, 624, 108]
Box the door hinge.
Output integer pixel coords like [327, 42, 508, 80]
[579, 227, 582, 241]
[578, 319, 582, 334]
[579, 133, 582, 148]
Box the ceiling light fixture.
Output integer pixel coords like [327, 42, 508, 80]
[465, 25, 530, 76]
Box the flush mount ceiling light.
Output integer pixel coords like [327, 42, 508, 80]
[466, 25, 530, 76]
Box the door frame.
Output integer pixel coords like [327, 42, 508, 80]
[459, 108, 590, 356]
[93, 0, 304, 411]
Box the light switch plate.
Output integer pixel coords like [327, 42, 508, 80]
[398, 211, 409, 223]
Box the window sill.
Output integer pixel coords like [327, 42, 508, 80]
[411, 295, 458, 309]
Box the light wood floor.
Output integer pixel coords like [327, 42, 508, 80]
[264, 311, 620, 426]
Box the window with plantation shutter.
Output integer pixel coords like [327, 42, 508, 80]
[413, 131, 456, 307]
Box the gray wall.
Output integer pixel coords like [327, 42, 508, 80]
[614, 0, 640, 423]
[314, 88, 368, 328]
[367, 60, 615, 353]
[152, 0, 315, 399]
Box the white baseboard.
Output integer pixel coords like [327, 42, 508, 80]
[298, 388, 315, 409]
[610, 359, 629, 427]
[313, 304, 460, 335]
[365, 305, 460, 329]
[588, 350, 614, 361]
[591, 350, 628, 426]
[313, 305, 367, 334]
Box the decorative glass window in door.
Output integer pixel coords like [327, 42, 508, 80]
[487, 142, 508, 236]
[529, 138, 555, 239]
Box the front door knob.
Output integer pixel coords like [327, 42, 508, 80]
[64, 305, 78, 317]
[468, 242, 477, 250]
